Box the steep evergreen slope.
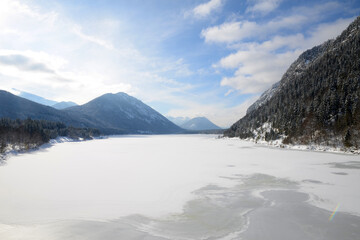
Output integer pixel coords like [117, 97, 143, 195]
[181, 117, 221, 131]
[64, 92, 182, 134]
[225, 16, 360, 148]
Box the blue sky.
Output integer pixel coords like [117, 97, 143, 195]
[0, 0, 359, 127]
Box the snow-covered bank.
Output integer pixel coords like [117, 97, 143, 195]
[259, 137, 358, 154]
[223, 135, 360, 155]
[224, 121, 360, 154]
[0, 136, 99, 163]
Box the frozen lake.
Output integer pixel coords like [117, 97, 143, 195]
[0, 135, 359, 239]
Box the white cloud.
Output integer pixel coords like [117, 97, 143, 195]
[202, 21, 258, 43]
[219, 49, 301, 94]
[224, 89, 234, 96]
[246, 0, 283, 15]
[217, 34, 305, 69]
[72, 25, 115, 51]
[201, 2, 344, 43]
[305, 17, 355, 46]
[216, 17, 355, 94]
[192, 0, 223, 18]
[0, 49, 73, 92]
[201, 15, 311, 43]
[0, 0, 57, 27]
[0, 49, 67, 71]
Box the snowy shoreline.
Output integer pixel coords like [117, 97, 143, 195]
[0, 136, 103, 163]
[223, 136, 360, 155]
[2, 133, 358, 164]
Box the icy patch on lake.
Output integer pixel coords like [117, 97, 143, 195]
[122, 173, 298, 239]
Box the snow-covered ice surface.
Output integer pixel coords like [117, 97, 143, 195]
[0, 135, 359, 239]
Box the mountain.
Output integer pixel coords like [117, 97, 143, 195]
[0, 90, 182, 134]
[52, 101, 78, 109]
[246, 82, 280, 114]
[63, 92, 182, 134]
[181, 117, 221, 131]
[224, 16, 360, 149]
[14, 89, 58, 106]
[13, 89, 78, 110]
[0, 90, 83, 125]
[167, 116, 191, 126]
[246, 37, 333, 114]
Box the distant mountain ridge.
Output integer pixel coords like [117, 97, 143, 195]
[181, 117, 221, 131]
[13, 89, 78, 109]
[167, 116, 191, 126]
[0, 90, 182, 134]
[15, 89, 58, 106]
[225, 16, 360, 149]
[0, 90, 83, 125]
[52, 101, 78, 109]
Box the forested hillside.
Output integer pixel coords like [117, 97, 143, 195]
[224, 16, 360, 149]
[0, 118, 100, 157]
